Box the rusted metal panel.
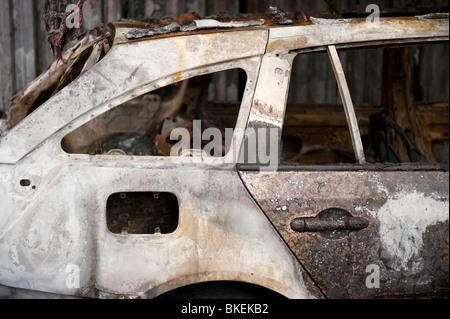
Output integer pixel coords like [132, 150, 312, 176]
[239, 170, 449, 298]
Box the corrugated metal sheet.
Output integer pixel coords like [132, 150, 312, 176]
[0, 0, 448, 112]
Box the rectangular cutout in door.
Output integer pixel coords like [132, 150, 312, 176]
[107, 192, 179, 235]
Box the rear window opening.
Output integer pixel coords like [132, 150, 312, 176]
[61, 68, 246, 158]
[106, 192, 179, 235]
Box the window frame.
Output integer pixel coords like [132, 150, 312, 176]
[49, 58, 262, 169]
[240, 37, 449, 172]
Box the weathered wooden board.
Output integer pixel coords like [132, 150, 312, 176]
[0, 0, 14, 113]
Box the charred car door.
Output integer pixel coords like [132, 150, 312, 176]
[239, 18, 449, 298]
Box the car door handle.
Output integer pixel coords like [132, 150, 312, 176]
[290, 208, 369, 233]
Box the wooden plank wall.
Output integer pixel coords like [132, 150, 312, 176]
[0, 1, 14, 114]
[1, 0, 448, 113]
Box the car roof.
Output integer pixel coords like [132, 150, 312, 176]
[111, 11, 448, 43]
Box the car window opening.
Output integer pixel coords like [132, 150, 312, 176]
[282, 42, 449, 166]
[61, 68, 247, 158]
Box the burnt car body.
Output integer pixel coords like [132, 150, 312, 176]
[0, 11, 448, 299]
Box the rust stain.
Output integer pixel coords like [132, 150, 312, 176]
[175, 41, 185, 83]
[174, 71, 182, 83]
[267, 37, 307, 53]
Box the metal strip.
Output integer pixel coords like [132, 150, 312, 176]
[327, 45, 366, 164]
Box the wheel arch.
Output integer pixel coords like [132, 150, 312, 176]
[150, 279, 288, 299]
